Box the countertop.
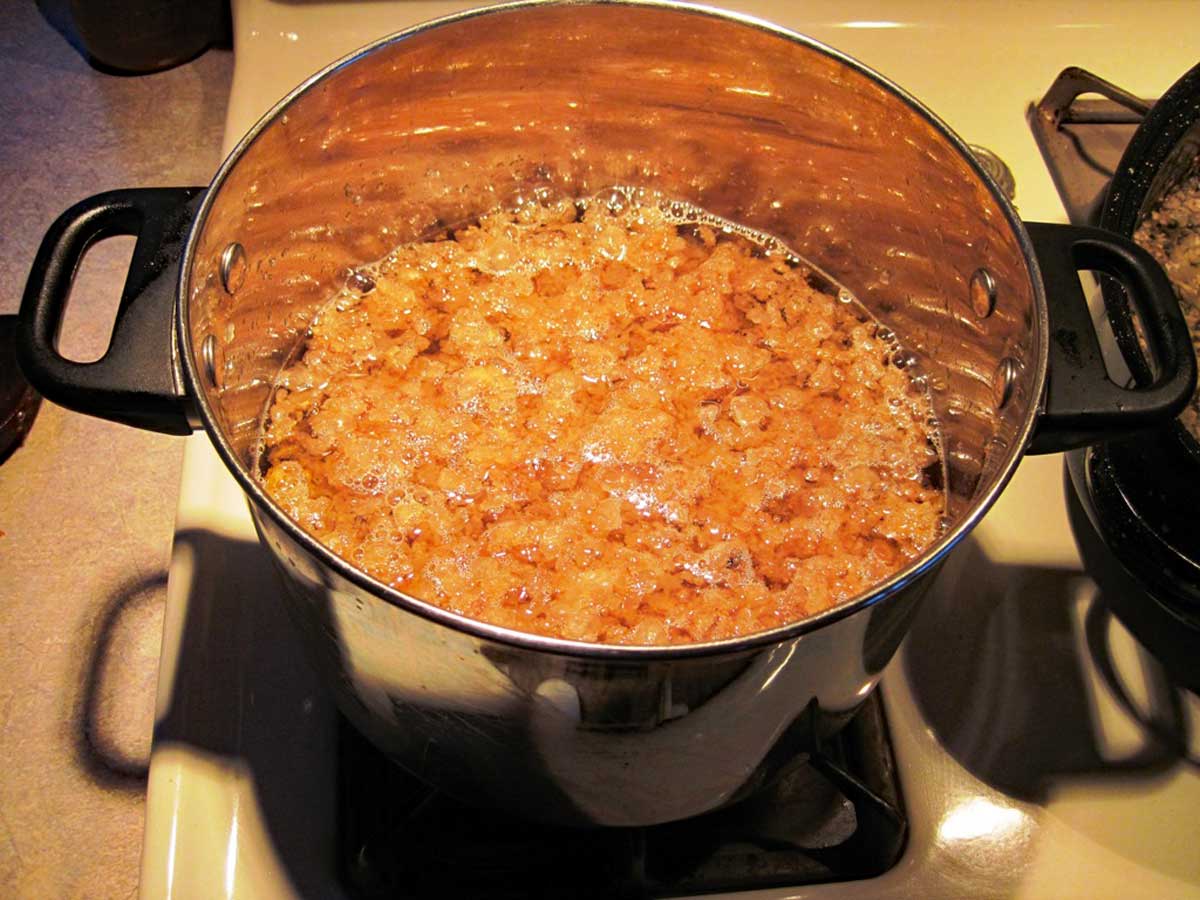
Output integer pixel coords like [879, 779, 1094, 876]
[0, 5, 231, 896]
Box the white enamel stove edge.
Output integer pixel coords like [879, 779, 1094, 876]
[140, 3, 1200, 898]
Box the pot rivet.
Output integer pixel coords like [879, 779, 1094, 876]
[201, 334, 218, 388]
[970, 267, 997, 318]
[994, 356, 1019, 409]
[219, 242, 247, 295]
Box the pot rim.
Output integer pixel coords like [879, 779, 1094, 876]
[177, 0, 1048, 660]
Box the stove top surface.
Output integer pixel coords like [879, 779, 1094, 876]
[141, 3, 1200, 898]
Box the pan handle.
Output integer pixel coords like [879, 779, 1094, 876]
[1024, 222, 1195, 454]
[17, 188, 205, 435]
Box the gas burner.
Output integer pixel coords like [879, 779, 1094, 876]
[338, 693, 905, 898]
[968, 145, 1016, 202]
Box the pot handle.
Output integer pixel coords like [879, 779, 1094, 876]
[1025, 221, 1196, 454]
[17, 187, 206, 435]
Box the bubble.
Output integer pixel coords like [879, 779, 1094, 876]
[345, 268, 376, 294]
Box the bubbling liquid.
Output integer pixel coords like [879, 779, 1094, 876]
[259, 190, 946, 645]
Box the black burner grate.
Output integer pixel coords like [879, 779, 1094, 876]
[1027, 66, 1152, 226]
[337, 693, 905, 899]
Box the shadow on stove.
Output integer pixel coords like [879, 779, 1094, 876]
[903, 532, 1188, 804]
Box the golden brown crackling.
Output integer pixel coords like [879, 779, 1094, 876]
[262, 199, 943, 645]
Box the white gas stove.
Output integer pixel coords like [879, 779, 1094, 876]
[140, 3, 1200, 897]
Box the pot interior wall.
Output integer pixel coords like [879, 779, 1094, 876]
[185, 2, 1038, 526]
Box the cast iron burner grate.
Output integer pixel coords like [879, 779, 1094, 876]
[1028, 66, 1154, 226]
[337, 692, 906, 899]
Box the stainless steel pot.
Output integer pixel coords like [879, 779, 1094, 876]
[17, 2, 1195, 826]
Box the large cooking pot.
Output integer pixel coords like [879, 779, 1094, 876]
[1068, 61, 1200, 694]
[17, 2, 1196, 825]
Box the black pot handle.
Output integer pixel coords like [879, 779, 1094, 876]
[17, 187, 206, 435]
[1025, 221, 1196, 454]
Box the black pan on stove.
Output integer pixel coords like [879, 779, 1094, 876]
[1069, 61, 1200, 694]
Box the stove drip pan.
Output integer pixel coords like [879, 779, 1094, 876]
[338, 692, 905, 898]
